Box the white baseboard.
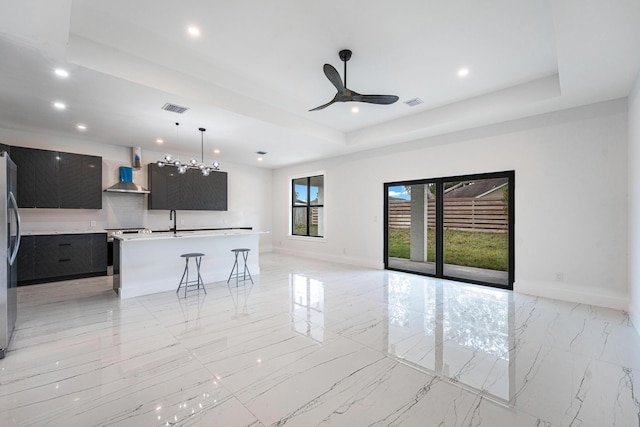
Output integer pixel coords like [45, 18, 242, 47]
[259, 245, 273, 254]
[514, 280, 629, 311]
[273, 247, 384, 270]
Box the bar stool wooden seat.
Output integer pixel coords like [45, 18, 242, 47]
[227, 248, 253, 286]
[177, 253, 206, 297]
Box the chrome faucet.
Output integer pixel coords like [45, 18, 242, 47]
[169, 209, 177, 234]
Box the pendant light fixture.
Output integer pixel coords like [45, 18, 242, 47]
[157, 123, 220, 175]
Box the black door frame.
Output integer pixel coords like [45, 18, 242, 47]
[384, 170, 515, 290]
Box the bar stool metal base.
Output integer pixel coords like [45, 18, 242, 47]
[227, 248, 253, 286]
[177, 253, 206, 297]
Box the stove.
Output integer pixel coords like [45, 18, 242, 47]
[105, 228, 146, 241]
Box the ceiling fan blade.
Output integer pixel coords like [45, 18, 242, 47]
[309, 99, 336, 111]
[310, 50, 398, 112]
[323, 64, 345, 92]
[351, 94, 399, 105]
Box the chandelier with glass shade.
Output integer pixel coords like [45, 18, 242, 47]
[157, 123, 220, 176]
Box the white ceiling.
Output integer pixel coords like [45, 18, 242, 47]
[0, 0, 639, 168]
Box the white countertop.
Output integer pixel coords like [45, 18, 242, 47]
[21, 230, 107, 236]
[113, 229, 268, 242]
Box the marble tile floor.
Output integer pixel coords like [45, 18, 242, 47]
[1, 253, 639, 426]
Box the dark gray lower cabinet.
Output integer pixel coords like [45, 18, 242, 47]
[89, 233, 108, 273]
[16, 236, 36, 283]
[17, 233, 107, 285]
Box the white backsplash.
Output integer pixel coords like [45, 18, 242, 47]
[20, 192, 250, 233]
[19, 207, 105, 233]
[104, 192, 145, 229]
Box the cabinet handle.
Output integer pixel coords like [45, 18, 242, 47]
[59, 243, 71, 246]
[59, 258, 71, 262]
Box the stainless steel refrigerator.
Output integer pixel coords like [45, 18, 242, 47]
[0, 152, 20, 359]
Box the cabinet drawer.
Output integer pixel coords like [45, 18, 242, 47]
[34, 235, 89, 279]
[18, 233, 107, 285]
[38, 235, 86, 256]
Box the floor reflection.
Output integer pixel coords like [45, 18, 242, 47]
[289, 274, 324, 343]
[385, 272, 515, 404]
[286, 270, 515, 404]
[227, 279, 254, 319]
[177, 290, 207, 326]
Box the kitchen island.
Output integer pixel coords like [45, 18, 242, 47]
[113, 229, 266, 299]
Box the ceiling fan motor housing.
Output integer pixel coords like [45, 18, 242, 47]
[339, 49, 352, 62]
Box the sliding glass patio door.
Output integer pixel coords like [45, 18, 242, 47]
[385, 182, 437, 276]
[384, 171, 514, 289]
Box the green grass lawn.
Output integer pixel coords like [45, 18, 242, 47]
[388, 228, 508, 271]
[294, 224, 320, 237]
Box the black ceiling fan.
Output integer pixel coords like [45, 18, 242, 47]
[309, 49, 399, 111]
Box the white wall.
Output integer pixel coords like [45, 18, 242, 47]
[272, 99, 629, 310]
[0, 127, 273, 251]
[629, 72, 640, 334]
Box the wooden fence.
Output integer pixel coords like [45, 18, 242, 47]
[388, 198, 507, 232]
[294, 207, 320, 225]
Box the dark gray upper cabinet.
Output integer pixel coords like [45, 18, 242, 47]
[59, 152, 102, 209]
[11, 146, 102, 209]
[58, 152, 83, 208]
[148, 163, 227, 210]
[148, 163, 170, 209]
[205, 170, 228, 210]
[180, 169, 201, 209]
[11, 146, 58, 208]
[9, 147, 37, 207]
[83, 155, 102, 208]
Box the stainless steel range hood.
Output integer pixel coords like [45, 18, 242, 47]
[104, 166, 150, 194]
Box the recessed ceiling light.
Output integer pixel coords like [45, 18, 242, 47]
[351, 106, 359, 113]
[458, 67, 470, 77]
[213, 149, 220, 154]
[156, 139, 164, 144]
[54, 68, 69, 78]
[257, 157, 263, 162]
[53, 102, 66, 110]
[187, 26, 201, 37]
[76, 124, 87, 131]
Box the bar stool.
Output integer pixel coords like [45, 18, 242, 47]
[227, 248, 253, 286]
[177, 253, 206, 297]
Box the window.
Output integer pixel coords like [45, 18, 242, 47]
[291, 174, 324, 237]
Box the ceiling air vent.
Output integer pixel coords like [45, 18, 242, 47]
[161, 103, 190, 114]
[255, 151, 268, 155]
[404, 98, 423, 107]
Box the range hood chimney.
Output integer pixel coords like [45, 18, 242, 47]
[104, 166, 150, 194]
